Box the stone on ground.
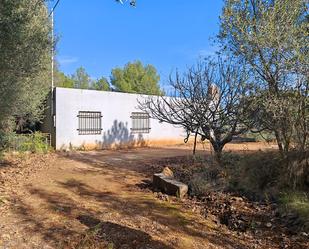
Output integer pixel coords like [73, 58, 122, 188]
[162, 167, 174, 178]
[153, 170, 188, 199]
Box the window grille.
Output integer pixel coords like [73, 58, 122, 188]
[131, 112, 151, 133]
[77, 111, 102, 135]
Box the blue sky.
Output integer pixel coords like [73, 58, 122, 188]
[51, 0, 223, 88]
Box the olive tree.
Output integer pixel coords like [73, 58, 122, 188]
[0, 0, 52, 132]
[219, 0, 309, 156]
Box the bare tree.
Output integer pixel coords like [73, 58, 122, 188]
[139, 58, 249, 160]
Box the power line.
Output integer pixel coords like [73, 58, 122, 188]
[48, 0, 61, 17]
[33, 0, 60, 17]
[117, 0, 136, 7]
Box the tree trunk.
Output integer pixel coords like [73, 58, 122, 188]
[214, 145, 224, 162]
[275, 130, 291, 159]
[193, 130, 198, 155]
[275, 130, 284, 156]
[210, 140, 224, 162]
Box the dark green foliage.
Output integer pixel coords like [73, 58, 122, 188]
[0, 0, 52, 132]
[55, 71, 74, 88]
[55, 61, 160, 94]
[279, 191, 309, 228]
[219, 0, 309, 156]
[55, 67, 111, 91]
[111, 61, 162, 95]
[92, 77, 110, 91]
[0, 131, 12, 150]
[2, 132, 51, 153]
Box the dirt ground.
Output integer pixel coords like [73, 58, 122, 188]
[0, 142, 307, 249]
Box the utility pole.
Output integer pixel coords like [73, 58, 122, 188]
[49, 0, 60, 132]
[51, 9, 54, 91]
[50, 6, 55, 123]
[49, 0, 60, 120]
[49, 0, 60, 92]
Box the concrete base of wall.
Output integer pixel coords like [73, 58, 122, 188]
[57, 138, 187, 151]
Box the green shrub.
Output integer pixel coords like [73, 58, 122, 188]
[31, 132, 51, 153]
[222, 151, 284, 200]
[279, 191, 309, 229]
[1, 132, 51, 153]
[0, 131, 13, 150]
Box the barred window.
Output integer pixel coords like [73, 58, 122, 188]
[131, 112, 150, 133]
[77, 111, 102, 135]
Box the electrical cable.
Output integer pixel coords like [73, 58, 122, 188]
[48, 0, 61, 17]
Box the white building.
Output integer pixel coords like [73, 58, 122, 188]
[42, 87, 185, 150]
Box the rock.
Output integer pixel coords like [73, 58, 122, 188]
[153, 173, 188, 199]
[162, 167, 174, 178]
[266, 222, 272, 228]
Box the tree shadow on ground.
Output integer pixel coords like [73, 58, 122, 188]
[0, 159, 13, 169]
[13, 187, 174, 249]
[76, 215, 173, 249]
[55, 149, 309, 248]
[12, 196, 80, 248]
[10, 178, 250, 249]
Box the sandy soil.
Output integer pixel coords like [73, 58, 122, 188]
[0, 142, 305, 249]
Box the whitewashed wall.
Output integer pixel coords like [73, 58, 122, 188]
[52, 87, 185, 150]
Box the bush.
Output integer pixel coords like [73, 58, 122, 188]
[0, 132, 51, 153]
[188, 166, 222, 197]
[279, 191, 309, 231]
[32, 132, 51, 153]
[221, 151, 284, 201]
[286, 150, 309, 189]
[221, 150, 309, 200]
[0, 131, 12, 150]
[189, 174, 211, 197]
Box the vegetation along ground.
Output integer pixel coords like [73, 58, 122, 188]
[0, 143, 308, 249]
